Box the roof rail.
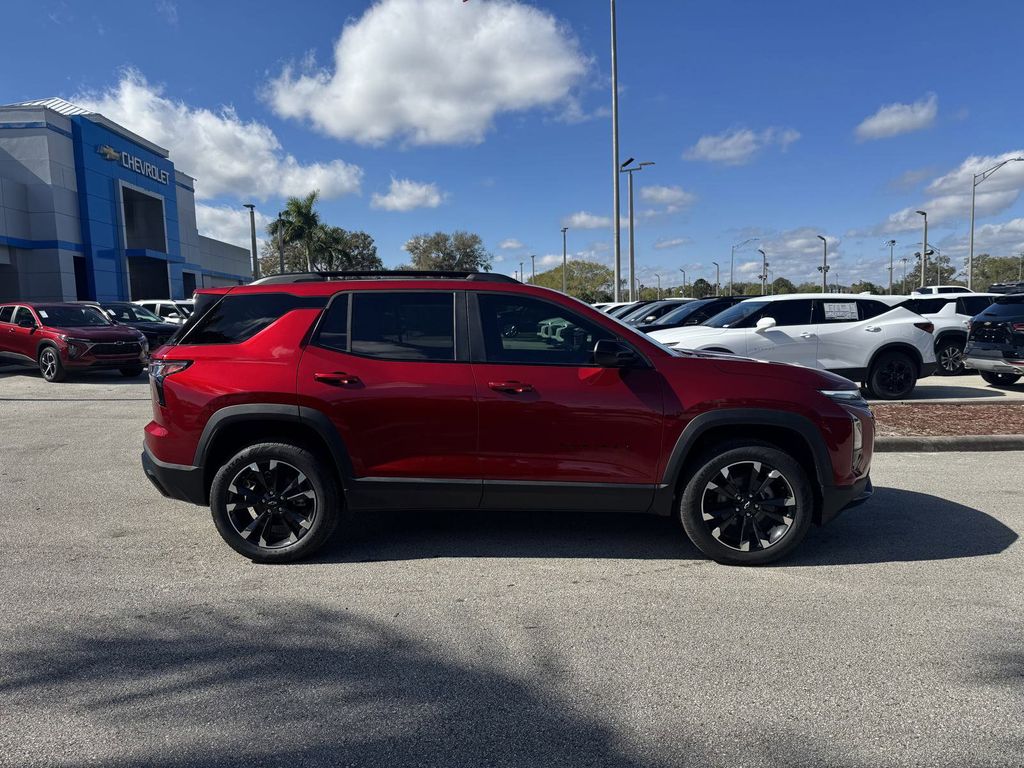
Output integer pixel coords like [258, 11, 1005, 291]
[249, 270, 519, 286]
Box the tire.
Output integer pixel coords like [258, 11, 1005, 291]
[119, 365, 144, 377]
[980, 371, 1022, 387]
[679, 442, 814, 566]
[934, 339, 965, 376]
[865, 350, 917, 399]
[209, 441, 341, 563]
[38, 345, 66, 382]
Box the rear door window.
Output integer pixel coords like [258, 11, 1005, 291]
[0, 306, 13, 324]
[753, 300, 813, 327]
[349, 292, 456, 361]
[958, 296, 995, 316]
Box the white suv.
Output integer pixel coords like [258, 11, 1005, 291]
[899, 293, 998, 375]
[134, 300, 195, 325]
[648, 294, 937, 399]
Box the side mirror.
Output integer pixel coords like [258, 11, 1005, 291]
[593, 338, 640, 368]
[18, 317, 36, 329]
[755, 316, 777, 332]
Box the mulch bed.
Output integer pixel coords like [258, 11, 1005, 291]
[871, 403, 1024, 437]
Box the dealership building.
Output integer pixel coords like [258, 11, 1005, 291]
[0, 98, 251, 303]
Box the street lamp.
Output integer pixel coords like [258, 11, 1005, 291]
[561, 226, 569, 294]
[885, 239, 896, 294]
[678, 268, 686, 297]
[900, 256, 909, 293]
[620, 159, 655, 300]
[916, 211, 928, 289]
[969, 157, 1024, 290]
[656, 274, 661, 299]
[757, 248, 768, 294]
[816, 235, 829, 292]
[711, 261, 720, 296]
[530, 254, 536, 283]
[768, 268, 774, 294]
[610, 0, 622, 302]
[519, 261, 524, 284]
[729, 237, 758, 295]
[243, 204, 259, 280]
[277, 211, 286, 275]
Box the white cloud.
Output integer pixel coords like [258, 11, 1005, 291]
[683, 127, 800, 165]
[370, 177, 444, 212]
[855, 93, 937, 141]
[73, 69, 363, 201]
[562, 211, 610, 229]
[195, 203, 269, 250]
[639, 185, 696, 212]
[499, 238, 525, 250]
[939, 217, 1024, 259]
[653, 237, 691, 251]
[266, 0, 588, 146]
[155, 1, 178, 26]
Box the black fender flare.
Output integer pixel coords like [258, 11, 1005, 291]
[933, 330, 967, 351]
[35, 338, 59, 361]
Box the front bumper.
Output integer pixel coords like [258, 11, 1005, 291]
[142, 444, 206, 506]
[820, 475, 873, 525]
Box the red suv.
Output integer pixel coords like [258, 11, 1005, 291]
[141, 271, 874, 565]
[0, 302, 147, 382]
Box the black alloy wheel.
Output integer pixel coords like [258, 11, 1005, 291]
[867, 351, 916, 400]
[980, 371, 1022, 387]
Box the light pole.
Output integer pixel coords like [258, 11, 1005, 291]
[916, 211, 928, 289]
[885, 239, 896, 294]
[711, 261, 720, 296]
[900, 257, 909, 293]
[620, 159, 654, 300]
[768, 269, 774, 294]
[519, 261, 524, 284]
[277, 211, 286, 275]
[969, 157, 1024, 290]
[530, 254, 536, 283]
[610, 0, 622, 302]
[243, 203, 259, 280]
[561, 226, 568, 294]
[816, 235, 829, 292]
[729, 237, 758, 295]
[1019, 251, 1024, 281]
[656, 274, 661, 299]
[679, 268, 686, 297]
[757, 248, 768, 293]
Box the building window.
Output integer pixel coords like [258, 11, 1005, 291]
[121, 186, 166, 252]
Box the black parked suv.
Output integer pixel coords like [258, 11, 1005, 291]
[78, 301, 179, 353]
[963, 295, 1024, 386]
[636, 296, 755, 333]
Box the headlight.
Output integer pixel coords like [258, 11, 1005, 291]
[820, 388, 868, 407]
[62, 337, 92, 359]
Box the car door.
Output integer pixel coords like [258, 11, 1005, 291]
[740, 299, 817, 366]
[470, 292, 665, 512]
[296, 290, 481, 509]
[0, 305, 20, 360]
[812, 298, 890, 375]
[7, 306, 40, 362]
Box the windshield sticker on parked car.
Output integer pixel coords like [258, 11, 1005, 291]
[823, 302, 857, 320]
[38, 310, 48, 318]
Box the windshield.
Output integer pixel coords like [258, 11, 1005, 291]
[175, 302, 194, 316]
[36, 305, 112, 327]
[103, 303, 162, 322]
[652, 299, 714, 326]
[703, 301, 769, 328]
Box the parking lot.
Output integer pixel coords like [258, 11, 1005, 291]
[1, 368, 1022, 768]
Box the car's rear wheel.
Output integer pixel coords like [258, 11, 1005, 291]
[679, 443, 813, 565]
[210, 441, 340, 563]
[119, 365, 144, 377]
[935, 339, 965, 375]
[980, 371, 1022, 387]
[866, 350, 917, 399]
[38, 346, 66, 382]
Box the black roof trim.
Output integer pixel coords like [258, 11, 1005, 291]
[249, 270, 519, 286]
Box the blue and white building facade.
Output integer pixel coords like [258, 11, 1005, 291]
[0, 98, 251, 302]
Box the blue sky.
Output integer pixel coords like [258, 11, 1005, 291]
[4, 0, 1024, 288]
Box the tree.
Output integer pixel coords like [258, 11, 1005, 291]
[267, 191, 322, 272]
[258, 240, 306, 276]
[690, 278, 714, 298]
[794, 281, 820, 293]
[528, 260, 613, 303]
[903, 250, 961, 290]
[973, 253, 1024, 289]
[771, 277, 796, 295]
[849, 280, 882, 294]
[314, 226, 383, 272]
[403, 231, 492, 272]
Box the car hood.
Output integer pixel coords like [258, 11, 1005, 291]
[669, 347, 858, 389]
[44, 325, 144, 342]
[648, 325, 731, 345]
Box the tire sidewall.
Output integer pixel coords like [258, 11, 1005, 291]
[980, 371, 1022, 387]
[868, 350, 916, 399]
[679, 444, 814, 565]
[210, 442, 340, 563]
[935, 340, 964, 375]
[38, 345, 65, 382]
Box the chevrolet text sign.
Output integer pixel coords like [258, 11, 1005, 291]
[97, 145, 170, 185]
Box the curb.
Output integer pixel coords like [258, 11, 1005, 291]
[875, 434, 1024, 452]
[868, 397, 1024, 405]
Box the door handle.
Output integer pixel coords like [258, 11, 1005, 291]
[314, 371, 361, 386]
[488, 380, 534, 394]
[865, 326, 882, 332]
[799, 332, 815, 338]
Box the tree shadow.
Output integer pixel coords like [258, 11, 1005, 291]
[311, 488, 1016, 567]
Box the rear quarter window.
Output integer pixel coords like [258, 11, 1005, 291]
[0, 306, 13, 323]
[179, 293, 325, 345]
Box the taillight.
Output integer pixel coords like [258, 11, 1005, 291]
[1012, 323, 1024, 333]
[914, 321, 934, 334]
[149, 359, 192, 406]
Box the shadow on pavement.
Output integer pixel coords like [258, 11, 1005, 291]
[791, 486, 1019, 566]
[312, 486, 1015, 567]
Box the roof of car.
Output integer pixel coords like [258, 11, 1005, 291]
[737, 293, 904, 304]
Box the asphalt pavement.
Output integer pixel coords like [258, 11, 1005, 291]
[1, 367, 1022, 768]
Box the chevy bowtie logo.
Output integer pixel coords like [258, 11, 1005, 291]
[97, 145, 120, 161]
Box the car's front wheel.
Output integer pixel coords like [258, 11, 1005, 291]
[866, 350, 917, 399]
[210, 441, 340, 563]
[935, 339, 965, 375]
[38, 346, 66, 382]
[679, 443, 814, 565]
[980, 371, 1022, 387]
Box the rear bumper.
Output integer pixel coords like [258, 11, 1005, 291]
[820, 475, 872, 525]
[141, 444, 206, 506]
[964, 356, 1024, 375]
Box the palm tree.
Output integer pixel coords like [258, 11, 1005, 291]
[267, 191, 321, 272]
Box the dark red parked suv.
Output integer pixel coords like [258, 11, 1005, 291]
[0, 302, 148, 382]
[141, 271, 874, 565]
